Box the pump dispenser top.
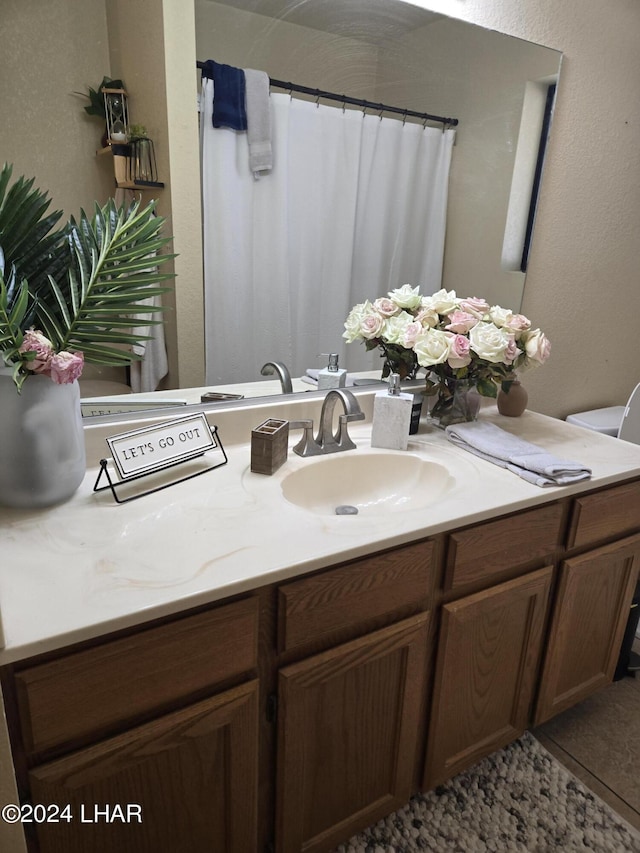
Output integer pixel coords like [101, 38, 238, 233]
[317, 352, 347, 390]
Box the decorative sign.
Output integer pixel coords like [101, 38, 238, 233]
[107, 413, 217, 480]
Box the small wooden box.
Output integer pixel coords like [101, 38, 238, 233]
[251, 418, 289, 475]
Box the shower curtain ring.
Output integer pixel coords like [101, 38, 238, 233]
[315, 92, 320, 108]
[402, 110, 407, 126]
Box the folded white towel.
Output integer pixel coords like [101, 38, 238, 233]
[445, 421, 592, 487]
[244, 68, 272, 177]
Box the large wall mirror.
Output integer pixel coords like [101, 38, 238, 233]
[2, 0, 561, 414]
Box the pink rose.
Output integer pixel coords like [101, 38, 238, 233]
[504, 313, 531, 337]
[49, 351, 85, 384]
[504, 338, 520, 364]
[447, 333, 472, 368]
[19, 329, 55, 372]
[373, 297, 399, 318]
[459, 297, 490, 319]
[445, 310, 478, 334]
[402, 321, 423, 348]
[359, 311, 385, 340]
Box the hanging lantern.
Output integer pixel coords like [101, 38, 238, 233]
[102, 87, 129, 144]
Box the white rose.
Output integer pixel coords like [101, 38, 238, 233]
[522, 328, 551, 364]
[413, 329, 451, 367]
[488, 306, 512, 328]
[469, 322, 511, 363]
[388, 284, 422, 310]
[382, 311, 414, 344]
[343, 301, 370, 343]
[358, 305, 386, 340]
[415, 306, 440, 328]
[423, 288, 458, 315]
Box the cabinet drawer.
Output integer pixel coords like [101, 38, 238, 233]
[445, 503, 564, 594]
[567, 480, 640, 550]
[278, 540, 434, 653]
[14, 596, 259, 754]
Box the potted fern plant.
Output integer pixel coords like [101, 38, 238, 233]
[0, 163, 174, 508]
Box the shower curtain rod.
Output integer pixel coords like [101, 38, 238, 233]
[197, 61, 458, 127]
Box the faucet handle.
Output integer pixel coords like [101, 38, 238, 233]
[289, 419, 323, 457]
[335, 410, 365, 450]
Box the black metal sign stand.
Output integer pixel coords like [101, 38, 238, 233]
[93, 427, 228, 504]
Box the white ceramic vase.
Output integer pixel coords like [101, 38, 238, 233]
[0, 369, 86, 508]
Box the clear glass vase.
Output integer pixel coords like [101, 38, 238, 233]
[429, 377, 481, 429]
[0, 370, 86, 508]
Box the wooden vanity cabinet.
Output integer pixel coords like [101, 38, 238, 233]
[7, 597, 261, 853]
[423, 566, 553, 789]
[28, 681, 259, 853]
[423, 504, 562, 790]
[4, 479, 640, 853]
[274, 539, 436, 853]
[276, 613, 430, 853]
[534, 533, 640, 725]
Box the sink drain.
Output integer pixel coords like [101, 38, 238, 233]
[335, 505, 359, 516]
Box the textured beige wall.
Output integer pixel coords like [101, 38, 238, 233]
[411, 0, 640, 418]
[376, 19, 560, 310]
[1, 0, 113, 218]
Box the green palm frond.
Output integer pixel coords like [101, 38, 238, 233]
[34, 198, 174, 365]
[0, 163, 67, 314]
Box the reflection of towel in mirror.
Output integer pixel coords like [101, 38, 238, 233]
[129, 290, 168, 394]
[445, 421, 592, 487]
[244, 68, 272, 177]
[201, 59, 247, 130]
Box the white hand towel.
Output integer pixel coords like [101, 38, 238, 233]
[244, 68, 272, 177]
[445, 421, 592, 487]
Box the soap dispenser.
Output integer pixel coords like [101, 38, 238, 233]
[317, 353, 347, 390]
[371, 373, 413, 451]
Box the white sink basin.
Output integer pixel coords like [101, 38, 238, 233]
[281, 451, 454, 516]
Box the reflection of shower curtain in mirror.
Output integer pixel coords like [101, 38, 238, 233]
[200, 83, 455, 385]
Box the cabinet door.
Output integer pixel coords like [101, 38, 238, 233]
[534, 535, 640, 725]
[423, 566, 553, 790]
[28, 680, 259, 853]
[276, 612, 430, 853]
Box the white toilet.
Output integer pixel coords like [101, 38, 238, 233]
[566, 406, 626, 437]
[566, 382, 640, 444]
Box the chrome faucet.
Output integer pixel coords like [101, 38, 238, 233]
[260, 361, 293, 394]
[289, 389, 365, 457]
[316, 389, 365, 453]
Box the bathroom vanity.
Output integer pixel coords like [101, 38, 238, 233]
[0, 391, 639, 853]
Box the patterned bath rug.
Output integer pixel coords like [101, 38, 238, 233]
[333, 731, 640, 852]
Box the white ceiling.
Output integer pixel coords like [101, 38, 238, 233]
[207, 0, 442, 44]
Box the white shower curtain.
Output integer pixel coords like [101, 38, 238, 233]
[200, 83, 455, 384]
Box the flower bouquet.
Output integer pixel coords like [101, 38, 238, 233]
[343, 285, 550, 427]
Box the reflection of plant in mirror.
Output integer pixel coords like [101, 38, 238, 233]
[74, 75, 125, 119]
[128, 123, 148, 139]
[0, 163, 174, 391]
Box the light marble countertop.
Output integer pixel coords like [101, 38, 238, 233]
[1, 391, 640, 666]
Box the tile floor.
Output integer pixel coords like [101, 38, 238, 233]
[533, 638, 640, 832]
